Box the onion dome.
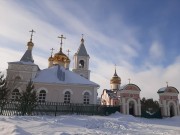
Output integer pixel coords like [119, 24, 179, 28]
[48, 48, 54, 61]
[27, 40, 34, 49]
[64, 57, 70, 63]
[53, 48, 70, 64]
[48, 56, 54, 61]
[110, 69, 121, 84]
[53, 34, 70, 66]
[27, 29, 35, 50]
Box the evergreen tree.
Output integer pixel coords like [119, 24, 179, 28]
[17, 80, 38, 115]
[0, 72, 10, 114]
[141, 97, 160, 114]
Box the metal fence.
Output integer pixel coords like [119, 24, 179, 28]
[0, 101, 120, 116]
[141, 105, 162, 119]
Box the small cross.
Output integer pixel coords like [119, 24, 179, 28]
[81, 34, 84, 43]
[58, 34, 66, 48]
[29, 29, 35, 41]
[166, 81, 168, 87]
[50, 48, 55, 57]
[128, 78, 131, 84]
[67, 49, 70, 57]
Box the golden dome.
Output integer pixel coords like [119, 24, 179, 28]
[53, 48, 70, 64]
[110, 76, 121, 84]
[64, 57, 70, 63]
[110, 69, 121, 84]
[48, 56, 54, 61]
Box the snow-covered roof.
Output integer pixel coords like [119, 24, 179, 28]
[157, 87, 179, 94]
[33, 65, 99, 87]
[157, 87, 167, 93]
[120, 84, 141, 91]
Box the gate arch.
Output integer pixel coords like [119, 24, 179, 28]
[167, 101, 177, 117]
[127, 98, 138, 116]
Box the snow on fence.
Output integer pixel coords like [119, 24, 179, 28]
[0, 101, 120, 116]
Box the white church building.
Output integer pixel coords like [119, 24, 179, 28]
[7, 31, 99, 104]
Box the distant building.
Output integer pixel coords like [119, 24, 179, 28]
[101, 68, 141, 116]
[157, 86, 180, 117]
[7, 31, 99, 104]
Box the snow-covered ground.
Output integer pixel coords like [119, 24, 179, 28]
[0, 112, 180, 135]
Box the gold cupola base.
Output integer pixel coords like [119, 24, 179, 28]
[51, 48, 71, 69]
[110, 69, 121, 90]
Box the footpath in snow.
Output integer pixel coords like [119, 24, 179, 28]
[0, 112, 180, 135]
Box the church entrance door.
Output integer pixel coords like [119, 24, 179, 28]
[169, 104, 175, 117]
[129, 101, 135, 116]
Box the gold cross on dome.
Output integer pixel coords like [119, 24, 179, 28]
[67, 49, 70, 57]
[128, 78, 131, 84]
[29, 29, 35, 41]
[58, 34, 66, 49]
[50, 48, 55, 56]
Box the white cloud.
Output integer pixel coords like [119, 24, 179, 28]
[149, 41, 164, 61]
[0, 0, 141, 63]
[0, 47, 22, 71]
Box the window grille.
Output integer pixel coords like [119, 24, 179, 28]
[38, 90, 46, 102]
[83, 92, 90, 104]
[64, 91, 71, 103]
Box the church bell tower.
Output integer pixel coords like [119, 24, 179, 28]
[73, 36, 90, 80]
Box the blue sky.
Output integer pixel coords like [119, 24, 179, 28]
[0, 0, 180, 100]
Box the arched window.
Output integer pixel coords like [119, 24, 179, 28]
[79, 60, 84, 68]
[11, 89, 20, 101]
[38, 90, 46, 102]
[83, 92, 90, 104]
[64, 91, 71, 103]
